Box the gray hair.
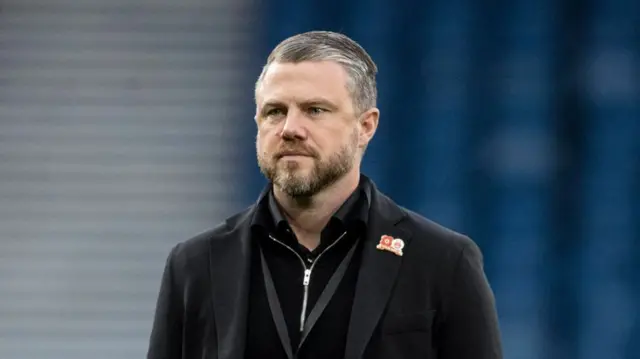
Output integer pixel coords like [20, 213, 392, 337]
[255, 31, 378, 114]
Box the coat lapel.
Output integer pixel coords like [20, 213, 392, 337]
[344, 191, 412, 359]
[208, 209, 254, 359]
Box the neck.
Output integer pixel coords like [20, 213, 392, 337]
[273, 169, 360, 249]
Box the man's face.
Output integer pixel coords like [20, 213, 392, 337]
[254, 61, 372, 198]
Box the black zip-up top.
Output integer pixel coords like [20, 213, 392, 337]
[245, 176, 371, 359]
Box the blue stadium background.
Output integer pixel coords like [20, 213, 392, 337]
[0, 0, 638, 358]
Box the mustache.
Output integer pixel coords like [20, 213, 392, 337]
[274, 144, 317, 159]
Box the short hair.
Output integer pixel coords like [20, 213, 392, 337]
[255, 31, 378, 114]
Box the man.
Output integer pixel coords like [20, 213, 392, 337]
[147, 31, 502, 359]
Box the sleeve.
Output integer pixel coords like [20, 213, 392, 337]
[146, 244, 184, 359]
[438, 237, 503, 359]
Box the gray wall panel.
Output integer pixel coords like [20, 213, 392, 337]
[0, 0, 254, 358]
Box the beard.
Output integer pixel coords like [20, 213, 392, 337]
[257, 130, 358, 198]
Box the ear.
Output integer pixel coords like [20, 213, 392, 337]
[254, 105, 261, 126]
[357, 108, 379, 148]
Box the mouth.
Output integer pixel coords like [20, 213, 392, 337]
[276, 152, 312, 159]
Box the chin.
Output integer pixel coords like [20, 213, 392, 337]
[276, 165, 311, 179]
[279, 167, 311, 180]
[278, 159, 311, 171]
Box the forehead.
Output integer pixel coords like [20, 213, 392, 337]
[256, 61, 351, 106]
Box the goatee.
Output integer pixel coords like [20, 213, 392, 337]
[257, 134, 358, 198]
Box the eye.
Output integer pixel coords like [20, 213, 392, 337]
[265, 108, 285, 118]
[307, 107, 327, 116]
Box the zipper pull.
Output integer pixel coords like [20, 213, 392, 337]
[303, 269, 311, 286]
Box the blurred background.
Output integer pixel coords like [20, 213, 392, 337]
[0, 0, 638, 358]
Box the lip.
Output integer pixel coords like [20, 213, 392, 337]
[278, 154, 311, 160]
[277, 152, 311, 158]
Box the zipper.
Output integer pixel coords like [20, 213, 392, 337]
[268, 230, 348, 332]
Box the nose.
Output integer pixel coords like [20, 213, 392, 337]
[279, 110, 307, 141]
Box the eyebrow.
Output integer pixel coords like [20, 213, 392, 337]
[303, 98, 338, 110]
[260, 98, 338, 111]
[260, 100, 286, 109]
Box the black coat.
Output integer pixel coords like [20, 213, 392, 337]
[146, 180, 503, 359]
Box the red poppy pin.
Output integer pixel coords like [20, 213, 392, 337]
[376, 235, 405, 256]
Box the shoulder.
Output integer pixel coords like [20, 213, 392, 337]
[402, 207, 477, 255]
[393, 206, 487, 292]
[166, 205, 256, 269]
[369, 184, 481, 266]
[381, 194, 483, 270]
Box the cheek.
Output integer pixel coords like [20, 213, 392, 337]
[256, 132, 274, 153]
[328, 129, 357, 149]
